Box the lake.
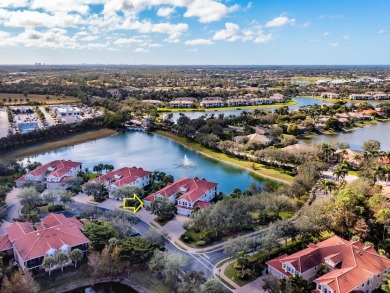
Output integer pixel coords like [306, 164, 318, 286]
[301, 121, 390, 151]
[163, 97, 390, 150]
[67, 282, 137, 293]
[164, 97, 330, 121]
[26, 131, 269, 194]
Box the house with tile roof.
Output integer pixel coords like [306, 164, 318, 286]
[16, 160, 82, 190]
[266, 235, 390, 293]
[143, 177, 217, 216]
[85, 166, 152, 199]
[0, 213, 89, 272]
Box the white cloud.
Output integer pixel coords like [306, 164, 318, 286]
[187, 48, 198, 52]
[157, 6, 175, 17]
[301, 22, 310, 28]
[328, 41, 339, 47]
[185, 38, 214, 45]
[0, 9, 83, 28]
[378, 29, 388, 34]
[120, 20, 188, 43]
[0, 0, 28, 8]
[184, 0, 238, 23]
[323, 32, 329, 36]
[30, 0, 105, 15]
[265, 15, 295, 28]
[341, 35, 350, 40]
[134, 47, 149, 53]
[114, 37, 144, 46]
[254, 33, 273, 43]
[213, 22, 240, 41]
[102, 0, 237, 23]
[148, 43, 162, 47]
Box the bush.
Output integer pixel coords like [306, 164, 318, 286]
[196, 240, 206, 247]
[237, 272, 250, 280]
[48, 204, 64, 212]
[180, 234, 191, 243]
[74, 215, 81, 220]
[36, 201, 48, 207]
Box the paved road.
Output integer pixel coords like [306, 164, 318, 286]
[69, 201, 218, 277]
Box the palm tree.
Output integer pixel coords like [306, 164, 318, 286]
[373, 164, 384, 183]
[236, 251, 248, 274]
[320, 179, 337, 197]
[56, 252, 69, 273]
[26, 211, 40, 229]
[70, 249, 83, 268]
[333, 162, 348, 182]
[42, 257, 56, 277]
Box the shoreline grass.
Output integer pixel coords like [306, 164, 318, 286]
[157, 100, 298, 113]
[0, 128, 118, 160]
[154, 130, 293, 184]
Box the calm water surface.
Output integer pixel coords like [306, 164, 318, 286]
[301, 121, 390, 151]
[164, 97, 329, 121]
[27, 132, 268, 193]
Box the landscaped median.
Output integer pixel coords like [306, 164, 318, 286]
[153, 130, 294, 185]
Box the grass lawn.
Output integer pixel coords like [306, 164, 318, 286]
[0, 128, 118, 160]
[36, 262, 172, 293]
[348, 170, 359, 176]
[0, 175, 15, 186]
[127, 270, 172, 293]
[279, 211, 293, 219]
[154, 130, 294, 184]
[36, 262, 91, 293]
[224, 263, 257, 287]
[0, 93, 79, 105]
[216, 275, 236, 290]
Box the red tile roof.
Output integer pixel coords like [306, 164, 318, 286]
[28, 160, 81, 178]
[15, 225, 88, 261]
[193, 201, 211, 209]
[5, 214, 88, 262]
[6, 222, 35, 242]
[267, 235, 390, 293]
[0, 235, 12, 251]
[151, 177, 217, 204]
[90, 167, 151, 187]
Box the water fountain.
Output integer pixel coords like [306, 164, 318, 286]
[182, 154, 197, 168]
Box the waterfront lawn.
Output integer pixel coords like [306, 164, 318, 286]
[36, 261, 90, 293]
[154, 130, 294, 184]
[0, 128, 118, 160]
[36, 262, 172, 293]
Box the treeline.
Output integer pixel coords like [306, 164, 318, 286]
[0, 116, 105, 151]
[0, 82, 109, 98]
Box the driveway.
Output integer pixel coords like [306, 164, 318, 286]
[163, 214, 187, 241]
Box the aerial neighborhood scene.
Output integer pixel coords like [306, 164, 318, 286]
[1, 1, 390, 293]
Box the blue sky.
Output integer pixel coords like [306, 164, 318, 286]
[0, 0, 389, 65]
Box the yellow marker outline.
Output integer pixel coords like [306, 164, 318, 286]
[123, 193, 144, 213]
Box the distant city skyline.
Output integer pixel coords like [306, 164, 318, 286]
[0, 0, 389, 65]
